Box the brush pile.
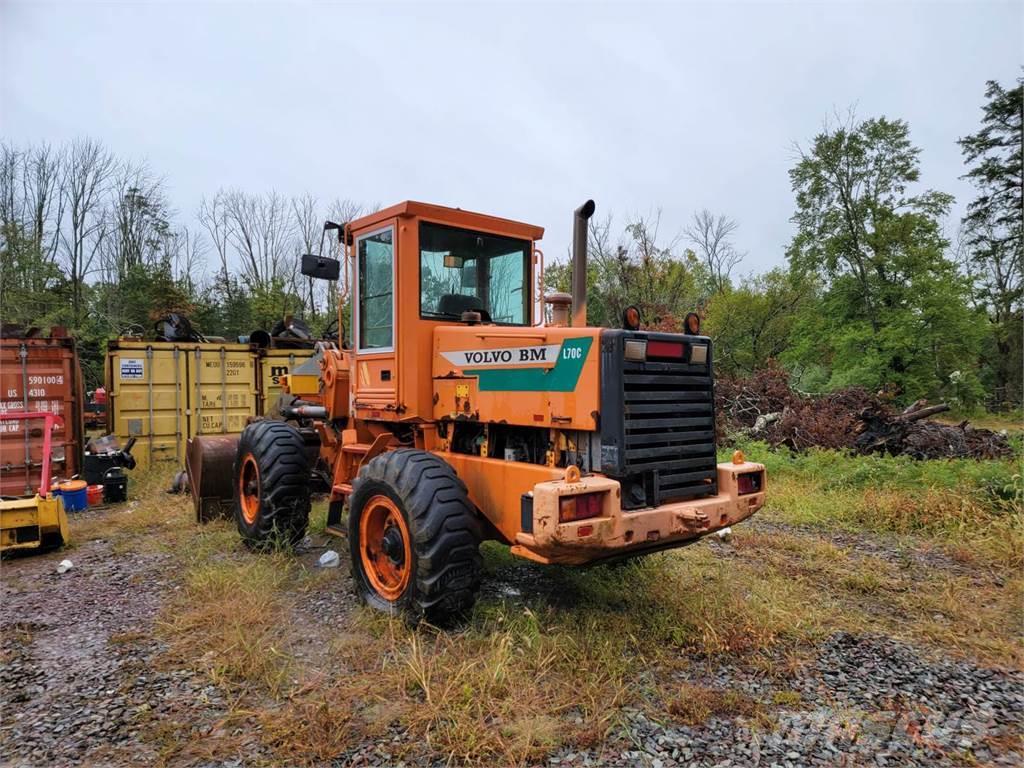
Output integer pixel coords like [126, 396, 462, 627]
[716, 365, 1014, 460]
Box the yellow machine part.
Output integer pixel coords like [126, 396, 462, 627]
[286, 372, 321, 398]
[257, 349, 319, 413]
[0, 495, 68, 552]
[106, 341, 257, 470]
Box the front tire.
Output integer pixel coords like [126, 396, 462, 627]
[233, 421, 311, 550]
[349, 449, 481, 625]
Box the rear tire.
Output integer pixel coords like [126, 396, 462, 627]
[233, 421, 311, 550]
[349, 449, 481, 625]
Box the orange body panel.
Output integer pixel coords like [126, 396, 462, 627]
[431, 325, 601, 430]
[436, 452, 564, 543]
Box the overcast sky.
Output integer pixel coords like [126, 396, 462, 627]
[1, 1, 1021, 276]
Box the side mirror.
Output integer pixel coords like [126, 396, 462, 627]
[301, 253, 340, 281]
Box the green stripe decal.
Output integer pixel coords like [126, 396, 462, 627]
[465, 337, 593, 392]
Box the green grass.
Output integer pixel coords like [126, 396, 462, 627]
[724, 438, 1021, 501]
[723, 440, 1023, 567]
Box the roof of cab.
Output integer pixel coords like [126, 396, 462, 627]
[346, 201, 545, 241]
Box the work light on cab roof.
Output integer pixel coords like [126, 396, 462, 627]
[189, 198, 767, 626]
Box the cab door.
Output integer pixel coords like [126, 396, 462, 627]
[352, 222, 399, 417]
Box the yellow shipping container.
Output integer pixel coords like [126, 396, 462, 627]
[106, 341, 257, 470]
[256, 348, 319, 415]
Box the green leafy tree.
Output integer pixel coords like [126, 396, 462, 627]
[0, 221, 73, 329]
[787, 114, 984, 404]
[703, 268, 817, 378]
[249, 277, 306, 333]
[958, 78, 1024, 408]
[546, 213, 711, 330]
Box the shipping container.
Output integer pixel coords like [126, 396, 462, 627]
[106, 340, 256, 470]
[0, 333, 85, 497]
[256, 348, 320, 415]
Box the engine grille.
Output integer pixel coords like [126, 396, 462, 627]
[599, 330, 718, 508]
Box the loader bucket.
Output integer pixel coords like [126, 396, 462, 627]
[186, 435, 239, 523]
[0, 495, 68, 552]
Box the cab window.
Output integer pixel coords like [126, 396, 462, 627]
[419, 222, 529, 325]
[357, 228, 394, 350]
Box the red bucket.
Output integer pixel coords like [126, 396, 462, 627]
[86, 484, 104, 506]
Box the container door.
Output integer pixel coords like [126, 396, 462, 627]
[188, 346, 256, 438]
[0, 339, 82, 496]
[107, 344, 189, 471]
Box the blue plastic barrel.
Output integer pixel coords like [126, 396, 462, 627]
[58, 480, 88, 512]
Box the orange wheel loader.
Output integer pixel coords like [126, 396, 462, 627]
[188, 200, 766, 624]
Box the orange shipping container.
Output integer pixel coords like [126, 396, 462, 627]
[0, 333, 85, 497]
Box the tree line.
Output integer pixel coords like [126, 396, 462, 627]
[0, 138, 361, 384]
[1, 78, 1021, 410]
[548, 80, 1022, 411]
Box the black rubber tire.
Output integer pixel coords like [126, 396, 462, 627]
[233, 421, 311, 550]
[349, 449, 482, 625]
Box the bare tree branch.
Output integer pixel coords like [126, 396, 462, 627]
[684, 209, 744, 294]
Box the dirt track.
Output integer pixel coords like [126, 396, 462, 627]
[1, 502, 1021, 767]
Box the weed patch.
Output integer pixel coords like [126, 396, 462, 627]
[160, 553, 296, 694]
[771, 689, 802, 707]
[665, 684, 768, 727]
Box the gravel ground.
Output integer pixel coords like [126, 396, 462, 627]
[549, 631, 1023, 768]
[0, 534, 236, 767]
[1, 506, 1021, 767]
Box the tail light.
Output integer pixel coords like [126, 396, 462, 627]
[559, 491, 604, 522]
[624, 339, 688, 361]
[646, 340, 685, 359]
[737, 471, 763, 495]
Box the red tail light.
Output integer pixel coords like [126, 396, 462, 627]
[737, 472, 763, 495]
[646, 340, 685, 359]
[559, 491, 604, 522]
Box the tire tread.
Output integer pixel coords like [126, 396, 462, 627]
[233, 421, 311, 549]
[349, 448, 481, 624]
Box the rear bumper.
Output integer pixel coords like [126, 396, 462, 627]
[512, 461, 765, 565]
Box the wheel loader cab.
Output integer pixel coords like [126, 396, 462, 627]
[344, 202, 543, 425]
[222, 199, 766, 625]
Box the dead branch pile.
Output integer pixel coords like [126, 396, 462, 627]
[716, 366, 1014, 460]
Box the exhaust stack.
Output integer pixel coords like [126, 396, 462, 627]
[572, 199, 595, 327]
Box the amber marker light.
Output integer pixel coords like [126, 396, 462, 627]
[623, 306, 641, 330]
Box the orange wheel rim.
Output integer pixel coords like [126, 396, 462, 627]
[359, 494, 412, 601]
[239, 454, 261, 525]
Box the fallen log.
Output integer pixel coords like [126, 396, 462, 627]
[898, 403, 951, 423]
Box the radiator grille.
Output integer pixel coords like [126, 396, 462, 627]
[622, 358, 717, 502]
[599, 331, 718, 507]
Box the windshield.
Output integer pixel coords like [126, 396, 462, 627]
[419, 222, 530, 325]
